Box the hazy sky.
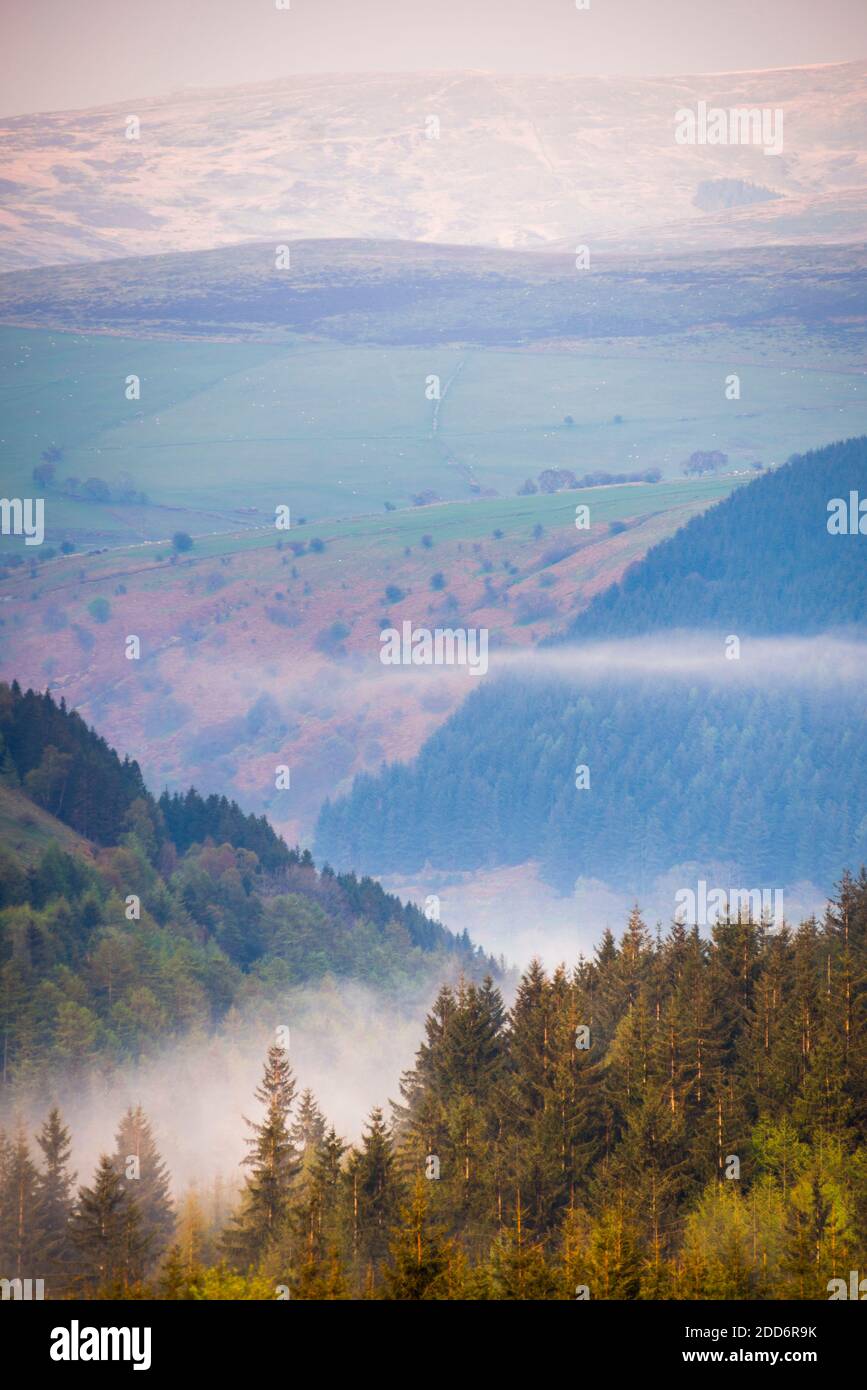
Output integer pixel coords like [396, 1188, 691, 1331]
[1, 0, 865, 117]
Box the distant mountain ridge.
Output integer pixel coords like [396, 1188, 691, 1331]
[2, 237, 864, 347]
[1, 61, 866, 269]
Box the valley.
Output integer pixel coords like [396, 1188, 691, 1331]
[0, 466, 742, 844]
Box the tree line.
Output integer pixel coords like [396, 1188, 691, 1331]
[316, 676, 866, 892]
[5, 872, 865, 1299]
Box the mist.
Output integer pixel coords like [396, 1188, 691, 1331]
[380, 862, 832, 972]
[492, 632, 867, 687]
[5, 977, 450, 1204]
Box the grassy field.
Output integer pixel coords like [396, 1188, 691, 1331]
[4, 471, 743, 574]
[1, 326, 862, 553]
[0, 784, 94, 863]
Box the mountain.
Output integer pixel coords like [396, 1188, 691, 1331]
[316, 663, 867, 893]
[1, 62, 866, 270]
[315, 437, 867, 892]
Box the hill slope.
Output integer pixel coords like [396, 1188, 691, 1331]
[0, 682, 489, 1103]
[561, 436, 867, 639]
[315, 437, 867, 892]
[1, 63, 866, 269]
[0, 476, 744, 845]
[0, 781, 93, 864]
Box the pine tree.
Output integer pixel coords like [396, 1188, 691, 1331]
[345, 1107, 401, 1283]
[489, 1194, 559, 1299]
[291, 1246, 350, 1300]
[382, 1176, 453, 1299]
[291, 1088, 327, 1155]
[222, 1043, 300, 1269]
[580, 1200, 643, 1299]
[113, 1105, 175, 1269]
[34, 1107, 76, 1294]
[70, 1154, 149, 1292]
[174, 1185, 211, 1272]
[290, 1088, 327, 1199]
[0, 1127, 45, 1281]
[158, 1244, 193, 1300]
[780, 1172, 834, 1300]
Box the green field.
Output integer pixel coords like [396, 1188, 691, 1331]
[0, 325, 863, 551]
[7, 474, 745, 595]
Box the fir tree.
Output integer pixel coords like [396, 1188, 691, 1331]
[34, 1107, 76, 1294]
[382, 1177, 453, 1299]
[290, 1088, 327, 1200]
[223, 1043, 300, 1269]
[113, 1105, 175, 1268]
[70, 1154, 150, 1292]
[345, 1107, 400, 1282]
[489, 1195, 559, 1299]
[0, 1127, 45, 1281]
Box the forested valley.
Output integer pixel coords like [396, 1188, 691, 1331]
[316, 438, 867, 890]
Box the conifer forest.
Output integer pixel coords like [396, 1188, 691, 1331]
[1, 2, 866, 1354]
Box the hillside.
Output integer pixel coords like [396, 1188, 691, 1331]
[0, 682, 490, 1098]
[0, 476, 742, 844]
[0, 781, 93, 864]
[315, 438, 867, 892]
[1, 63, 866, 269]
[316, 667, 867, 893]
[5, 875, 867, 1302]
[561, 436, 867, 639]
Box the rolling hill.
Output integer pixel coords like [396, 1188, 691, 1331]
[2, 238, 866, 348]
[561, 436, 867, 639]
[1, 63, 866, 270]
[0, 235, 863, 545]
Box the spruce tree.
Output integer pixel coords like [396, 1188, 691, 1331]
[0, 1127, 45, 1281]
[223, 1042, 300, 1269]
[489, 1195, 559, 1300]
[112, 1105, 175, 1268]
[34, 1107, 76, 1294]
[291, 1088, 327, 1156]
[70, 1154, 149, 1292]
[175, 1185, 211, 1271]
[345, 1107, 401, 1282]
[382, 1176, 452, 1299]
[290, 1088, 327, 1201]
